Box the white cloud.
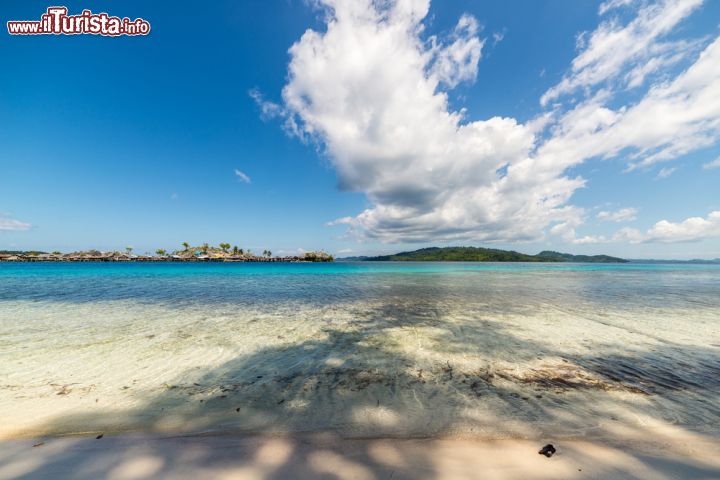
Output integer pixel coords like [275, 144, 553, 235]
[249, 88, 283, 119]
[541, 0, 703, 106]
[429, 14, 484, 88]
[703, 156, 720, 169]
[492, 31, 505, 46]
[560, 210, 720, 245]
[598, 0, 637, 16]
[277, 0, 586, 243]
[597, 207, 638, 222]
[549, 216, 609, 244]
[234, 169, 251, 184]
[261, 0, 720, 245]
[0, 214, 31, 231]
[644, 211, 720, 242]
[536, 34, 720, 173]
[656, 166, 677, 178]
[605, 211, 720, 243]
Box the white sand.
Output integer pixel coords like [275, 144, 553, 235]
[2, 431, 719, 480]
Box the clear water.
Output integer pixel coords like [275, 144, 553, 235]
[1, 261, 719, 440]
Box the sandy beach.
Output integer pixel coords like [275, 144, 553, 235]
[3, 430, 720, 479]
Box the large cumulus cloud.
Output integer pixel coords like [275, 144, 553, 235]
[257, 0, 720, 244]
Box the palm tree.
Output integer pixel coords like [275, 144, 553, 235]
[181, 242, 190, 251]
[201, 243, 209, 254]
[125, 246, 133, 256]
[219, 243, 231, 253]
[265, 250, 272, 258]
[232, 246, 239, 255]
[156, 249, 167, 256]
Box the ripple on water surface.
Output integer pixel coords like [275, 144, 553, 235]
[0, 262, 719, 438]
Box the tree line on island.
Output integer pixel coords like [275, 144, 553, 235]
[6, 245, 720, 264]
[338, 246, 628, 263]
[0, 243, 334, 262]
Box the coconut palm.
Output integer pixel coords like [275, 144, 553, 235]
[156, 249, 167, 256]
[219, 243, 231, 253]
[125, 246, 133, 255]
[202, 243, 209, 254]
[181, 242, 190, 251]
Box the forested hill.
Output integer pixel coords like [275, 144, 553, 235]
[344, 247, 628, 263]
[536, 251, 629, 263]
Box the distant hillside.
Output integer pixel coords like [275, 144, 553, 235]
[343, 247, 627, 263]
[337, 256, 371, 261]
[628, 258, 720, 264]
[536, 251, 629, 263]
[0, 250, 47, 256]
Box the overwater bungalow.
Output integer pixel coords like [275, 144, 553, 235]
[0, 247, 334, 263]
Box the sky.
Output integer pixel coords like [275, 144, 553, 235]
[1, 0, 719, 259]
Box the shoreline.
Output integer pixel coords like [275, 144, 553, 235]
[2, 431, 719, 479]
[0, 258, 322, 263]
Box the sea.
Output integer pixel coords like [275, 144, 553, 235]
[1, 261, 719, 440]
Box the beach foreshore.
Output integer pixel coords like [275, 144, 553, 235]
[3, 262, 719, 478]
[2, 431, 719, 479]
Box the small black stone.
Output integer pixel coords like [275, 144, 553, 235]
[96, 434, 104, 440]
[538, 444, 556, 457]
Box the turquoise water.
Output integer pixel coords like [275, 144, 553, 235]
[2, 260, 718, 305]
[1, 261, 719, 439]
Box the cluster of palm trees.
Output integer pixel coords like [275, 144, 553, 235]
[151, 242, 273, 258]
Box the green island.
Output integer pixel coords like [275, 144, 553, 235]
[340, 246, 628, 263]
[0, 243, 334, 262]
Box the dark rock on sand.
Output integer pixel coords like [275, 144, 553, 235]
[538, 444, 556, 457]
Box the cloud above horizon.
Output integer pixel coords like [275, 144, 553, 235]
[256, 0, 720, 245]
[617, 211, 720, 243]
[0, 214, 31, 232]
[597, 207, 638, 222]
[703, 156, 720, 169]
[541, 0, 703, 106]
[234, 169, 251, 184]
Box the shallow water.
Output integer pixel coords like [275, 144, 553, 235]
[1, 261, 719, 440]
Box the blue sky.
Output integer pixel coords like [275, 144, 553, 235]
[1, 0, 719, 258]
